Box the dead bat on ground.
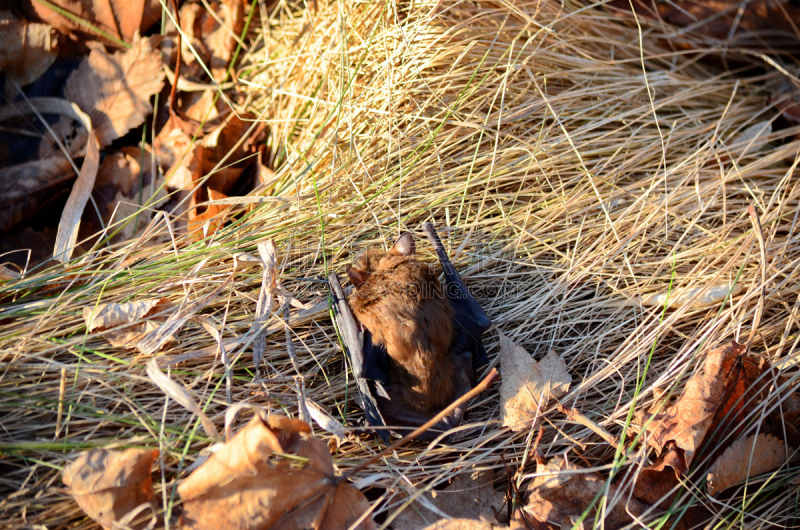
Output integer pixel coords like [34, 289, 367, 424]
[328, 223, 491, 441]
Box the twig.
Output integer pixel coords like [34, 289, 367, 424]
[342, 368, 500, 481]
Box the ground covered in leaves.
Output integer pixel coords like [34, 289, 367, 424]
[3, 0, 800, 528]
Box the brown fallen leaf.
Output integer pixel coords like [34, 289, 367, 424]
[0, 11, 57, 92]
[177, 413, 374, 529]
[706, 433, 789, 496]
[632, 443, 683, 507]
[392, 469, 506, 529]
[187, 188, 231, 241]
[23, 0, 162, 46]
[63, 447, 158, 530]
[498, 332, 571, 432]
[521, 457, 647, 529]
[83, 298, 172, 348]
[64, 35, 165, 147]
[180, 0, 245, 82]
[637, 340, 747, 474]
[0, 156, 74, 232]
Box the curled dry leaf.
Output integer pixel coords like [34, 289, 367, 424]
[637, 340, 747, 473]
[178, 413, 375, 530]
[63, 447, 158, 530]
[64, 35, 165, 147]
[707, 433, 789, 496]
[392, 469, 506, 529]
[0, 11, 57, 91]
[83, 297, 172, 348]
[498, 332, 571, 431]
[521, 457, 646, 529]
[84, 298, 170, 331]
[23, 0, 162, 45]
[53, 103, 100, 262]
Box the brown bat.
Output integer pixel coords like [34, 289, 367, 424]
[328, 223, 491, 441]
[346, 232, 457, 413]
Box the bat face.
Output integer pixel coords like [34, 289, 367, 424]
[346, 234, 457, 413]
[330, 223, 491, 441]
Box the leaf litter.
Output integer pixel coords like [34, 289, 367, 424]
[83, 297, 173, 347]
[62, 447, 159, 530]
[4, 0, 800, 528]
[177, 413, 374, 529]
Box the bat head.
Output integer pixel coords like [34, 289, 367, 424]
[346, 232, 415, 288]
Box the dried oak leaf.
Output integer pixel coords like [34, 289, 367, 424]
[706, 433, 789, 496]
[638, 340, 747, 473]
[83, 298, 173, 348]
[64, 35, 164, 147]
[0, 11, 57, 90]
[63, 447, 158, 530]
[177, 413, 375, 530]
[392, 469, 506, 529]
[521, 457, 646, 529]
[498, 332, 571, 432]
[23, 0, 162, 46]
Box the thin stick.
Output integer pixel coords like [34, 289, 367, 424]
[342, 368, 500, 480]
[747, 205, 766, 350]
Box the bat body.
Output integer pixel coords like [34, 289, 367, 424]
[330, 224, 491, 441]
[346, 237, 457, 413]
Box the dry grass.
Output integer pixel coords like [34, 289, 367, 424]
[3, 0, 800, 527]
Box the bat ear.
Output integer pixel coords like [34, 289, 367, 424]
[390, 232, 415, 256]
[346, 264, 369, 287]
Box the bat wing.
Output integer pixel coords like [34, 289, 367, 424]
[328, 273, 390, 442]
[423, 222, 492, 372]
